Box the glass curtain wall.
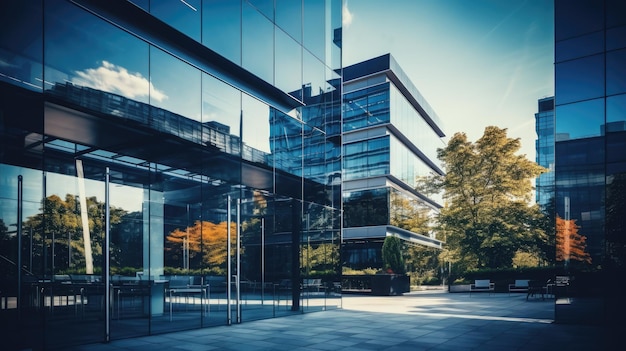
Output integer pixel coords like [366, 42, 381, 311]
[554, 0, 626, 322]
[0, 0, 342, 349]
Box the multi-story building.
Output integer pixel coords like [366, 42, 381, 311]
[0, 0, 342, 349]
[341, 54, 445, 271]
[554, 0, 626, 325]
[535, 96, 555, 210]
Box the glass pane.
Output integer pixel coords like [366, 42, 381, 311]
[149, 47, 202, 143]
[303, 0, 325, 61]
[276, 0, 302, 42]
[239, 189, 275, 321]
[155, 173, 203, 333]
[607, 26, 626, 51]
[555, 31, 604, 63]
[42, 159, 107, 348]
[272, 110, 303, 198]
[555, 0, 603, 41]
[556, 99, 604, 140]
[275, 29, 302, 100]
[109, 170, 150, 339]
[44, 2, 150, 116]
[242, 94, 271, 164]
[607, 94, 626, 126]
[202, 73, 241, 157]
[202, 0, 241, 65]
[150, 0, 201, 42]
[607, 48, 626, 96]
[607, 0, 626, 28]
[303, 50, 326, 101]
[328, 0, 342, 70]
[555, 55, 605, 105]
[242, 2, 274, 84]
[248, 0, 274, 21]
[0, 1, 43, 91]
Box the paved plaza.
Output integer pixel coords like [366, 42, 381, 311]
[64, 291, 617, 351]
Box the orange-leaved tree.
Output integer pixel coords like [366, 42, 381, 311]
[166, 220, 236, 273]
[555, 216, 591, 265]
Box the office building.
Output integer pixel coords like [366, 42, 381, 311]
[535, 96, 555, 210]
[341, 54, 445, 270]
[0, 0, 342, 349]
[554, 0, 626, 324]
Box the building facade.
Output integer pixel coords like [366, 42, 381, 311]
[0, 0, 342, 349]
[535, 96, 555, 210]
[554, 0, 626, 324]
[341, 54, 445, 270]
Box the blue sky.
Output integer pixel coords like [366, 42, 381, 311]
[342, 0, 554, 160]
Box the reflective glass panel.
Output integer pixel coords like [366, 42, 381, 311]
[607, 94, 626, 126]
[329, 0, 342, 70]
[303, 50, 326, 101]
[555, 31, 604, 63]
[202, 73, 241, 156]
[275, 28, 302, 100]
[150, 0, 201, 41]
[342, 188, 389, 227]
[555, 55, 605, 105]
[556, 99, 604, 140]
[242, 1, 274, 84]
[0, 1, 43, 91]
[555, 0, 603, 41]
[607, 48, 626, 96]
[607, 0, 626, 28]
[149, 47, 202, 143]
[607, 26, 626, 51]
[202, 0, 241, 65]
[44, 1, 150, 113]
[242, 93, 271, 163]
[248, 0, 274, 20]
[276, 0, 302, 42]
[303, 0, 325, 61]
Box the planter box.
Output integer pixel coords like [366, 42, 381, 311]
[449, 284, 471, 292]
[371, 274, 410, 296]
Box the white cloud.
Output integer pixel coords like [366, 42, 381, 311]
[72, 61, 167, 102]
[343, 1, 354, 27]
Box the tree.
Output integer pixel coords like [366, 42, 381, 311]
[382, 236, 405, 274]
[22, 194, 126, 274]
[555, 216, 591, 265]
[435, 126, 548, 270]
[165, 220, 236, 274]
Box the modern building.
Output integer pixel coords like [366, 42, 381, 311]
[554, 0, 626, 325]
[341, 54, 445, 271]
[535, 96, 555, 210]
[0, 0, 342, 349]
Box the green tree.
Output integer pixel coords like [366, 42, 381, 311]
[23, 194, 126, 274]
[435, 126, 548, 270]
[382, 236, 405, 274]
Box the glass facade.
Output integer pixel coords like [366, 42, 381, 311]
[554, 0, 626, 324]
[0, 0, 342, 349]
[535, 97, 555, 209]
[341, 54, 444, 269]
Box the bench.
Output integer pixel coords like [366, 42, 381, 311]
[166, 276, 209, 321]
[303, 278, 323, 292]
[470, 279, 494, 296]
[508, 279, 530, 295]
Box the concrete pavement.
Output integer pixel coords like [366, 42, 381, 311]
[64, 291, 615, 351]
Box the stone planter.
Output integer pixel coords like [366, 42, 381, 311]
[449, 284, 471, 292]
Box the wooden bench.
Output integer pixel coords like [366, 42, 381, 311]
[470, 279, 494, 296]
